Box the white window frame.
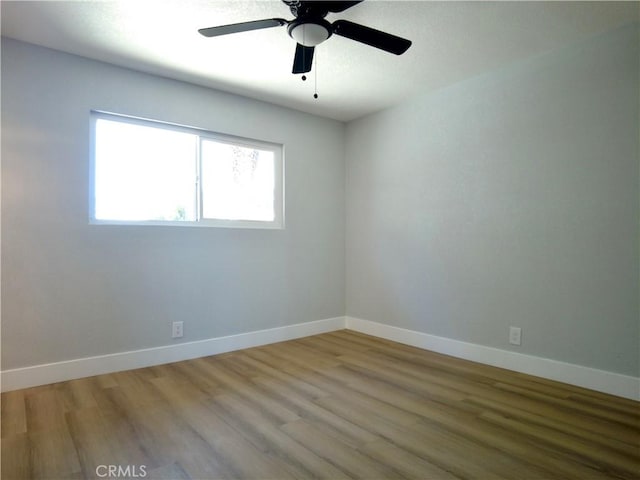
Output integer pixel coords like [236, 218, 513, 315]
[89, 111, 284, 229]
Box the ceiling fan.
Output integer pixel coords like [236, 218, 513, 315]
[198, 0, 412, 74]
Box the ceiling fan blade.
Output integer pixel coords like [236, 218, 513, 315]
[323, 1, 363, 13]
[332, 19, 411, 55]
[198, 18, 287, 37]
[292, 43, 314, 74]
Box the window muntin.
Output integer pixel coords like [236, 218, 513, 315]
[90, 112, 284, 228]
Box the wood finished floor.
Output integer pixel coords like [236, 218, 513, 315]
[2, 330, 639, 480]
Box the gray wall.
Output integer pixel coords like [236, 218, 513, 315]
[346, 24, 639, 376]
[3, 23, 639, 379]
[2, 38, 345, 369]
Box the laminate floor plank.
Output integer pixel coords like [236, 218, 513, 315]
[569, 392, 640, 417]
[479, 411, 640, 478]
[316, 390, 561, 480]
[2, 330, 638, 479]
[210, 392, 351, 480]
[55, 378, 100, 413]
[463, 395, 639, 457]
[344, 350, 638, 444]
[1, 433, 32, 480]
[65, 406, 143, 476]
[280, 419, 398, 479]
[360, 439, 460, 480]
[28, 427, 82, 479]
[24, 388, 67, 433]
[1, 390, 27, 438]
[232, 353, 329, 400]
[149, 377, 278, 480]
[251, 375, 379, 448]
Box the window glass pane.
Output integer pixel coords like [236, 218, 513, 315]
[200, 139, 275, 222]
[94, 119, 197, 221]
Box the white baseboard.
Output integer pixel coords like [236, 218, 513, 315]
[0, 316, 345, 392]
[4, 315, 638, 401]
[345, 316, 640, 401]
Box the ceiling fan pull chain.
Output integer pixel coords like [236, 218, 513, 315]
[314, 50, 318, 99]
[301, 26, 308, 81]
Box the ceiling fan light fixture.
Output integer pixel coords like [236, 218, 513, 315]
[288, 20, 331, 46]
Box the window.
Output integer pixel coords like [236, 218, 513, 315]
[90, 112, 284, 228]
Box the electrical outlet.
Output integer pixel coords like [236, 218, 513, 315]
[509, 326, 522, 346]
[172, 321, 184, 339]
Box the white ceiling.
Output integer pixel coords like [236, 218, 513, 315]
[1, 1, 637, 121]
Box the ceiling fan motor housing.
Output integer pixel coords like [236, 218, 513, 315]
[287, 18, 333, 47]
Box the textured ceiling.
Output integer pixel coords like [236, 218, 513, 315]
[1, 1, 638, 121]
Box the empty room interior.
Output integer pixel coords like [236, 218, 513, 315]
[1, 1, 639, 479]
